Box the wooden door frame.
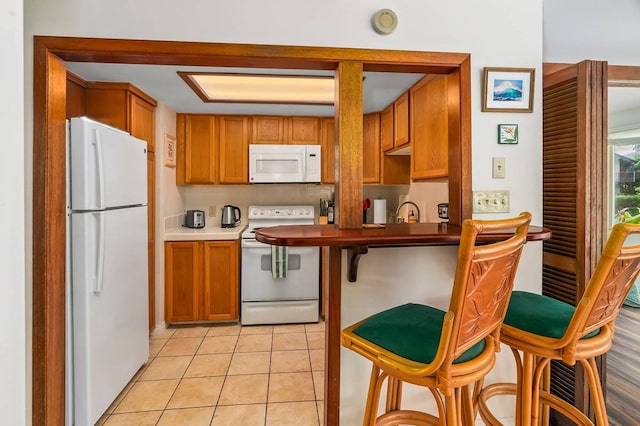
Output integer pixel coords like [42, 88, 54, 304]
[542, 62, 640, 423]
[32, 36, 472, 425]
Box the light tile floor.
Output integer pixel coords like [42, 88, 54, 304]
[98, 321, 325, 426]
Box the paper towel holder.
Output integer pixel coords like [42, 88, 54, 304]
[373, 199, 387, 224]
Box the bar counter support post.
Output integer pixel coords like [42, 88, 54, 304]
[324, 246, 342, 425]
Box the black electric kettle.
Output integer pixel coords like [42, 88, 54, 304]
[221, 205, 241, 228]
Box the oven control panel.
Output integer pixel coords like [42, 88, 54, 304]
[248, 205, 314, 219]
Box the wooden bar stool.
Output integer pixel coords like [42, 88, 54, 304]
[478, 222, 640, 426]
[341, 212, 532, 425]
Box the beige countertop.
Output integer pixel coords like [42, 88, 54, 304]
[164, 223, 247, 241]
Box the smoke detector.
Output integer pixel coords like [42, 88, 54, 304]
[372, 9, 398, 35]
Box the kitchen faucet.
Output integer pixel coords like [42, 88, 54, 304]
[395, 201, 421, 223]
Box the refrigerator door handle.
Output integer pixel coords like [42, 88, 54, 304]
[92, 128, 106, 210]
[93, 212, 106, 294]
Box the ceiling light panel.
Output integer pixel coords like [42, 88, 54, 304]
[180, 72, 335, 105]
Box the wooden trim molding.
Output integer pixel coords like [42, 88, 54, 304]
[36, 36, 469, 72]
[32, 36, 472, 425]
[32, 38, 68, 426]
[608, 65, 640, 85]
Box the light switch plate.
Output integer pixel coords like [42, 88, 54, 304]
[209, 205, 217, 217]
[492, 157, 506, 178]
[473, 190, 510, 213]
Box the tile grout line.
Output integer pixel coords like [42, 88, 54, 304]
[156, 332, 206, 424]
[101, 335, 170, 423]
[210, 328, 242, 424]
[304, 336, 322, 426]
[264, 330, 274, 426]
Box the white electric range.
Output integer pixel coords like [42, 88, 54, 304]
[240, 205, 320, 325]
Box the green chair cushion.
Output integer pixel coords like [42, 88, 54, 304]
[505, 291, 599, 339]
[352, 303, 486, 365]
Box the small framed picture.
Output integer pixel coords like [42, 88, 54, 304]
[164, 134, 176, 168]
[482, 67, 535, 112]
[498, 124, 519, 144]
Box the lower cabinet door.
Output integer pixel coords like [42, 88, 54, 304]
[164, 241, 200, 322]
[164, 240, 239, 323]
[202, 240, 239, 321]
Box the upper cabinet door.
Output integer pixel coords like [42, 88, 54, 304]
[320, 118, 336, 184]
[393, 92, 410, 148]
[287, 117, 320, 144]
[129, 93, 156, 152]
[218, 115, 249, 184]
[410, 76, 448, 180]
[179, 114, 218, 184]
[363, 113, 381, 184]
[380, 104, 394, 152]
[84, 87, 129, 131]
[251, 116, 286, 144]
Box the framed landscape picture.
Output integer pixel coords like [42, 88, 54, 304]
[482, 67, 535, 112]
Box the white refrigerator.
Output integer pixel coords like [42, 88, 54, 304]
[65, 117, 149, 426]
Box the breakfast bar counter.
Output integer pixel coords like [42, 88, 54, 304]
[255, 222, 551, 247]
[255, 222, 551, 425]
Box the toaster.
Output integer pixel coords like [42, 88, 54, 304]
[185, 210, 205, 229]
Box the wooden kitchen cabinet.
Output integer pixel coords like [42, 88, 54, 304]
[251, 115, 319, 145]
[251, 116, 286, 144]
[410, 75, 449, 179]
[165, 240, 239, 323]
[66, 76, 157, 151]
[323, 114, 393, 185]
[176, 114, 218, 184]
[378, 101, 410, 184]
[394, 92, 410, 149]
[320, 117, 336, 184]
[380, 92, 410, 154]
[363, 113, 381, 184]
[218, 115, 249, 183]
[130, 94, 157, 152]
[202, 241, 239, 321]
[287, 116, 320, 144]
[380, 103, 394, 152]
[84, 82, 158, 151]
[177, 114, 250, 185]
[164, 241, 200, 322]
[66, 71, 86, 119]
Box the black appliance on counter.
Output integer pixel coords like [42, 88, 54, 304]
[184, 210, 205, 228]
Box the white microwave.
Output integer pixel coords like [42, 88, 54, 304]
[249, 144, 321, 183]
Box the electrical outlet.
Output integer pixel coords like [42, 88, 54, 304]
[473, 190, 510, 213]
[492, 157, 506, 179]
[209, 205, 217, 217]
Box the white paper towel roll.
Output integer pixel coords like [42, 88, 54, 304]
[373, 199, 387, 224]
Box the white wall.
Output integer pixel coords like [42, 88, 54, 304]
[23, 0, 545, 230]
[24, 0, 543, 423]
[544, 0, 640, 65]
[2, 0, 26, 424]
[154, 103, 184, 329]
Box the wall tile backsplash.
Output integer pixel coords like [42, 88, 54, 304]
[180, 181, 446, 226]
[163, 213, 186, 232]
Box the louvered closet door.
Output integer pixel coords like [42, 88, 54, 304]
[543, 60, 608, 424]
